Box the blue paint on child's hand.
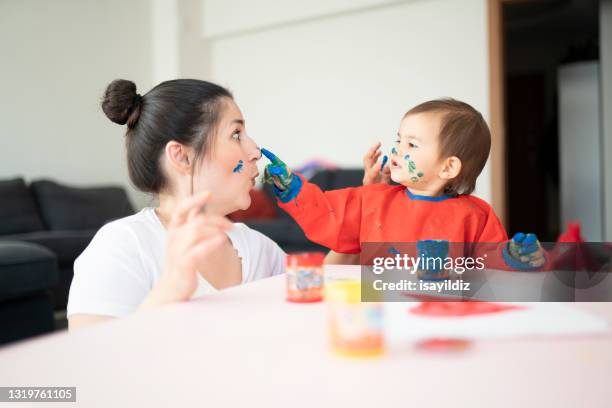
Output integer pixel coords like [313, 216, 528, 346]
[380, 155, 388, 171]
[268, 166, 285, 176]
[504, 232, 546, 270]
[260, 148, 280, 164]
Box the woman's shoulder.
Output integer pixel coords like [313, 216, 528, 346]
[78, 208, 161, 259]
[94, 208, 160, 238]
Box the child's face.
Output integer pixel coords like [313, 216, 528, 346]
[193, 99, 261, 215]
[389, 112, 445, 188]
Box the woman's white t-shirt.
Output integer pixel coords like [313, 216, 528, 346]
[67, 207, 285, 318]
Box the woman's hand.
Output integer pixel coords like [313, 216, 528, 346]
[363, 142, 391, 185]
[139, 192, 232, 310]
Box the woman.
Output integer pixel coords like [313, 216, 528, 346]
[67, 79, 285, 329]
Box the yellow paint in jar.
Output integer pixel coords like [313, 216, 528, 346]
[326, 280, 384, 357]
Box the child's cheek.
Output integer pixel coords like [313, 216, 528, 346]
[403, 154, 425, 183]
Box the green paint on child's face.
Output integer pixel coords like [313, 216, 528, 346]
[404, 154, 418, 176]
[391, 147, 398, 155]
[410, 176, 419, 182]
[417, 172, 424, 178]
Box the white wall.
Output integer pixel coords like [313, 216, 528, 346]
[0, 0, 154, 209]
[0, 0, 493, 209]
[559, 62, 603, 241]
[203, 0, 492, 201]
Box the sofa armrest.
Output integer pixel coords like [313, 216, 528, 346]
[0, 241, 58, 302]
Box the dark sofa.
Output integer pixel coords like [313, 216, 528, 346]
[0, 178, 134, 311]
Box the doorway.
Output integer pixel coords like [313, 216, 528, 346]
[491, 0, 600, 241]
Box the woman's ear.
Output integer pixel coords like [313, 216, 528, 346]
[439, 156, 462, 181]
[165, 141, 194, 175]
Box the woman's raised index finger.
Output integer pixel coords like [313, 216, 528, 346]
[170, 191, 211, 227]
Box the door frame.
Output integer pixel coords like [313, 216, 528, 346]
[488, 0, 533, 227]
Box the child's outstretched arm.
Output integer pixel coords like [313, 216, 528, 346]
[261, 148, 363, 253]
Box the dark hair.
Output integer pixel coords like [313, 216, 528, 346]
[101, 79, 233, 194]
[404, 98, 491, 195]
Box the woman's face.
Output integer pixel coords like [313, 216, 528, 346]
[193, 98, 261, 215]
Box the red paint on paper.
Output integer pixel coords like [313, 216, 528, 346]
[410, 301, 526, 317]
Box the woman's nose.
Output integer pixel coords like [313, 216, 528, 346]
[244, 137, 261, 162]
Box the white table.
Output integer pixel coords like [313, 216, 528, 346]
[1, 266, 611, 407]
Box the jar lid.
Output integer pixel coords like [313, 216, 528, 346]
[286, 252, 325, 267]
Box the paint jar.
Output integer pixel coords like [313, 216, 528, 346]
[416, 239, 450, 281]
[326, 280, 384, 357]
[286, 252, 325, 303]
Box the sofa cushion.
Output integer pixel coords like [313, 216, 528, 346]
[31, 180, 134, 230]
[310, 169, 363, 190]
[0, 178, 46, 235]
[0, 230, 96, 266]
[0, 241, 58, 301]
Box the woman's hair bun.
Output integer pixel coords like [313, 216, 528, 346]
[101, 79, 143, 128]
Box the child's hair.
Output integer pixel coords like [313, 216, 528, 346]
[404, 98, 490, 195]
[101, 79, 233, 194]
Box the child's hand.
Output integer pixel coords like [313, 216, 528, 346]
[503, 232, 547, 270]
[363, 142, 391, 185]
[261, 148, 303, 202]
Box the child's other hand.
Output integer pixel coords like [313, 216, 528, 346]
[363, 142, 391, 185]
[503, 232, 547, 270]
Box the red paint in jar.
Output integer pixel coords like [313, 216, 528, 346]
[286, 252, 325, 303]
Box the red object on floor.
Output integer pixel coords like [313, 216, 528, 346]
[409, 301, 526, 317]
